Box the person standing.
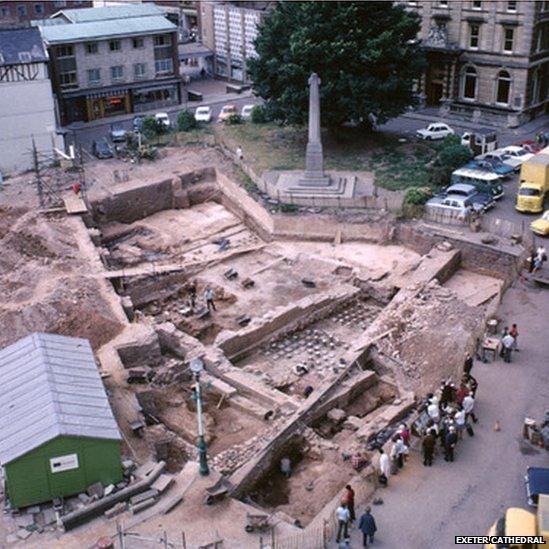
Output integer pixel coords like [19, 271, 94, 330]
[358, 506, 377, 547]
[335, 503, 351, 543]
[341, 485, 356, 523]
[187, 280, 197, 310]
[377, 448, 390, 486]
[463, 392, 478, 424]
[454, 407, 466, 439]
[509, 323, 519, 351]
[463, 353, 474, 375]
[390, 435, 406, 470]
[422, 429, 436, 466]
[236, 145, 243, 161]
[204, 286, 216, 312]
[500, 327, 509, 358]
[444, 426, 458, 462]
[280, 456, 291, 478]
[427, 397, 440, 423]
[501, 331, 515, 363]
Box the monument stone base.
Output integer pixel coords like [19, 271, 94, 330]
[261, 170, 374, 207]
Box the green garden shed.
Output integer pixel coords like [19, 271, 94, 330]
[0, 333, 123, 509]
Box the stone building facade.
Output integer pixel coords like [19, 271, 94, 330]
[37, 4, 181, 125]
[401, 0, 548, 127]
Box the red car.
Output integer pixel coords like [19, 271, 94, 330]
[517, 140, 543, 154]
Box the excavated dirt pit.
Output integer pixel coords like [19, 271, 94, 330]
[133, 384, 269, 458]
[234, 296, 385, 397]
[247, 434, 357, 525]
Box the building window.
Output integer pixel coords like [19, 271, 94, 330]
[87, 68, 100, 85]
[462, 66, 477, 100]
[59, 71, 77, 88]
[154, 35, 172, 46]
[472, 0, 482, 9]
[1, 7, 10, 16]
[132, 38, 144, 49]
[496, 70, 511, 104]
[54, 0, 67, 6]
[134, 63, 147, 79]
[17, 4, 27, 17]
[507, 1, 517, 12]
[85, 42, 98, 55]
[109, 40, 121, 52]
[503, 27, 514, 53]
[438, 0, 448, 6]
[56, 45, 74, 58]
[155, 58, 173, 75]
[111, 65, 124, 82]
[34, 3, 44, 14]
[469, 24, 480, 49]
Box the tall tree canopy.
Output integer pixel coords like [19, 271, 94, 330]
[247, 1, 425, 128]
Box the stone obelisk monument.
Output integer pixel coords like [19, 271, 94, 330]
[300, 73, 330, 187]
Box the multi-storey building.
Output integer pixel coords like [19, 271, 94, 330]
[0, 26, 62, 174]
[401, 0, 548, 127]
[199, 1, 272, 82]
[35, 4, 182, 125]
[0, 1, 91, 29]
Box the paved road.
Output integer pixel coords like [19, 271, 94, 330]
[65, 95, 259, 153]
[331, 284, 549, 549]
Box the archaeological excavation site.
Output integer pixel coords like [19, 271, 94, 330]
[0, 147, 526, 547]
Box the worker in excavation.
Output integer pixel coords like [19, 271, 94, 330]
[204, 286, 216, 311]
[280, 456, 291, 478]
[187, 280, 197, 310]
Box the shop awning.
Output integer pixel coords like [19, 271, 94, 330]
[86, 87, 128, 99]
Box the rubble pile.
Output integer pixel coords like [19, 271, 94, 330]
[375, 280, 484, 389]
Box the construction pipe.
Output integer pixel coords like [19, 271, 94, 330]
[60, 461, 166, 531]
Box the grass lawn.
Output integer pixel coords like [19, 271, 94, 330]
[215, 123, 438, 191]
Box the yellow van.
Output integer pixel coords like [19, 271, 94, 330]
[516, 153, 549, 213]
[485, 494, 549, 548]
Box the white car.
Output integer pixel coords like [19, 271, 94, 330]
[154, 112, 170, 128]
[241, 104, 254, 119]
[194, 106, 212, 123]
[478, 147, 531, 172]
[416, 122, 454, 141]
[499, 145, 534, 167]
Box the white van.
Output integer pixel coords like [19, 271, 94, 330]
[451, 168, 504, 200]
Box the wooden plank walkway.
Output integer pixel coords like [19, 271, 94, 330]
[63, 193, 88, 214]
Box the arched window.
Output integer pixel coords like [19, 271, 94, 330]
[496, 70, 511, 105]
[462, 66, 477, 100]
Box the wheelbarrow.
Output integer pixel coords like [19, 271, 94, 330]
[204, 476, 230, 506]
[244, 512, 270, 533]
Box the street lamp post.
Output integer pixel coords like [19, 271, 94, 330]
[190, 358, 209, 476]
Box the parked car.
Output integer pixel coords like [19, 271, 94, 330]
[450, 168, 504, 199]
[241, 104, 254, 119]
[194, 106, 212, 123]
[154, 112, 171, 128]
[440, 183, 495, 211]
[477, 149, 522, 172]
[92, 139, 114, 159]
[518, 140, 543, 154]
[525, 467, 549, 507]
[500, 145, 534, 167]
[109, 124, 127, 143]
[464, 158, 514, 178]
[531, 210, 549, 236]
[218, 104, 237, 122]
[416, 122, 454, 141]
[426, 194, 484, 216]
[133, 116, 144, 132]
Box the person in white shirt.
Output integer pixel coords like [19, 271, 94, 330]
[377, 447, 390, 485]
[335, 504, 351, 543]
[463, 393, 477, 423]
[391, 436, 407, 470]
[501, 333, 515, 363]
[454, 408, 466, 439]
[204, 287, 216, 312]
[427, 400, 440, 423]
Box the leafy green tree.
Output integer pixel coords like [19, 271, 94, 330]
[177, 110, 197, 131]
[225, 113, 243, 125]
[247, 1, 425, 129]
[430, 140, 472, 187]
[250, 105, 268, 124]
[141, 116, 164, 139]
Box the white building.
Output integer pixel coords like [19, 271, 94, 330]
[0, 27, 62, 175]
[200, 1, 268, 82]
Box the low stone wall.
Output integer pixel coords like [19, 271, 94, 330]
[395, 222, 525, 286]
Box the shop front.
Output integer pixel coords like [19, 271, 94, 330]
[86, 89, 131, 122]
[132, 83, 180, 113]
